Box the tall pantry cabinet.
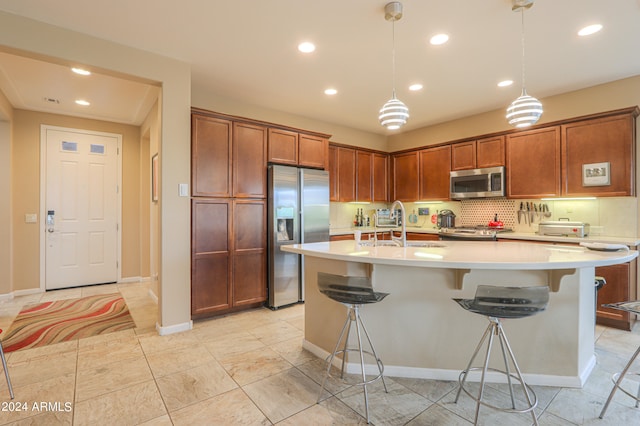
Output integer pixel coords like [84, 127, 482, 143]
[191, 110, 267, 318]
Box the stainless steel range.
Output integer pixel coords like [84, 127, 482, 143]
[438, 226, 513, 241]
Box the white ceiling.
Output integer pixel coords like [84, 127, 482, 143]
[0, 0, 639, 133]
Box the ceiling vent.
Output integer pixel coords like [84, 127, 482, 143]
[43, 97, 60, 104]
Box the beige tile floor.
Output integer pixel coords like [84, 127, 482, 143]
[1, 282, 640, 425]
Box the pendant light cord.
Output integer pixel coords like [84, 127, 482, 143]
[520, 8, 526, 91]
[391, 18, 397, 98]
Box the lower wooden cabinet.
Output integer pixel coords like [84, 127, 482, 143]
[596, 260, 637, 331]
[191, 198, 266, 318]
[406, 232, 439, 241]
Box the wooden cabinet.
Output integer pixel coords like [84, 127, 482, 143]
[268, 129, 328, 169]
[356, 151, 373, 202]
[596, 260, 637, 331]
[391, 151, 419, 201]
[233, 122, 267, 198]
[267, 128, 298, 166]
[328, 145, 339, 201]
[451, 136, 505, 171]
[299, 134, 328, 169]
[191, 114, 232, 197]
[506, 126, 561, 198]
[373, 153, 389, 202]
[419, 145, 451, 200]
[191, 113, 266, 199]
[191, 199, 266, 317]
[337, 147, 356, 202]
[561, 113, 636, 197]
[406, 232, 439, 241]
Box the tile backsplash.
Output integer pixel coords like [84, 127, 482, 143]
[331, 197, 638, 238]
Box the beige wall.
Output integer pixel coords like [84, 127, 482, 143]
[0, 90, 12, 295]
[191, 89, 387, 152]
[1, 11, 191, 330]
[11, 110, 141, 290]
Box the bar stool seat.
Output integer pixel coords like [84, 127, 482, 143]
[599, 300, 640, 419]
[453, 285, 549, 426]
[316, 272, 388, 424]
[0, 328, 14, 399]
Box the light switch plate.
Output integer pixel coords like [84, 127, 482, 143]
[179, 183, 189, 197]
[417, 207, 429, 215]
[25, 213, 37, 223]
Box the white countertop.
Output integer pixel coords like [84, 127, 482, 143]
[282, 240, 638, 270]
[330, 226, 640, 247]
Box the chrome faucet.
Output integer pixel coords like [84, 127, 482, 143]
[389, 200, 406, 247]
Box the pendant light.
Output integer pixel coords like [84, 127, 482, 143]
[379, 2, 409, 131]
[506, 0, 543, 128]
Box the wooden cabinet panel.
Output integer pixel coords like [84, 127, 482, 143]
[268, 128, 298, 165]
[328, 146, 338, 201]
[338, 147, 356, 202]
[451, 141, 476, 171]
[506, 126, 561, 198]
[373, 153, 389, 202]
[299, 134, 328, 169]
[561, 114, 635, 196]
[233, 122, 267, 198]
[406, 232, 439, 241]
[330, 234, 354, 241]
[191, 199, 231, 315]
[356, 151, 373, 202]
[233, 199, 266, 306]
[476, 136, 505, 168]
[392, 151, 419, 201]
[191, 114, 232, 197]
[596, 261, 636, 331]
[419, 145, 451, 200]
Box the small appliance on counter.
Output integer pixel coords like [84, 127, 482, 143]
[437, 210, 456, 228]
[538, 221, 590, 237]
[375, 208, 401, 228]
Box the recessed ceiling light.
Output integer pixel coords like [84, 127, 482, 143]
[71, 67, 91, 76]
[75, 99, 90, 106]
[578, 24, 603, 36]
[498, 80, 514, 87]
[409, 83, 423, 91]
[324, 88, 337, 95]
[430, 34, 449, 45]
[298, 42, 316, 53]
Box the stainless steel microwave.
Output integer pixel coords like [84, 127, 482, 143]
[450, 166, 505, 199]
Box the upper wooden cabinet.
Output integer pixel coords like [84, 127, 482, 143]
[299, 134, 328, 169]
[356, 151, 373, 202]
[191, 114, 232, 197]
[267, 128, 298, 166]
[391, 151, 419, 201]
[451, 136, 505, 171]
[268, 128, 328, 169]
[328, 145, 339, 201]
[419, 145, 451, 200]
[337, 147, 356, 202]
[372, 153, 389, 202]
[561, 113, 636, 197]
[506, 126, 561, 198]
[191, 112, 267, 199]
[233, 122, 267, 198]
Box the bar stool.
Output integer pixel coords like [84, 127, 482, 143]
[453, 285, 549, 426]
[316, 272, 388, 424]
[599, 299, 640, 419]
[0, 328, 14, 399]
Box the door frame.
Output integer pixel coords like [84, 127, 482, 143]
[39, 125, 123, 291]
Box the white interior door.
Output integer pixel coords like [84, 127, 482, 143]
[44, 127, 120, 289]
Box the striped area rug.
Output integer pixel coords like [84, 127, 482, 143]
[2, 293, 136, 352]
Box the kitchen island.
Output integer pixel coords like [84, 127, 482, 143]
[282, 240, 638, 387]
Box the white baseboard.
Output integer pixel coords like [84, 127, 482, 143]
[0, 287, 44, 301]
[147, 288, 158, 304]
[302, 339, 587, 388]
[156, 320, 192, 336]
[118, 276, 142, 284]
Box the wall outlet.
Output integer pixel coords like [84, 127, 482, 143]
[418, 207, 429, 215]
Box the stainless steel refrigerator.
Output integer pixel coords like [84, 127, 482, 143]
[268, 165, 329, 308]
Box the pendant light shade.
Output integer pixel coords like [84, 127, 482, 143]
[379, 94, 409, 130]
[506, 0, 542, 128]
[379, 2, 409, 130]
[506, 88, 543, 128]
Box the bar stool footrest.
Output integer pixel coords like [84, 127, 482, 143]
[609, 371, 640, 407]
[458, 367, 538, 415]
[325, 349, 385, 387]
